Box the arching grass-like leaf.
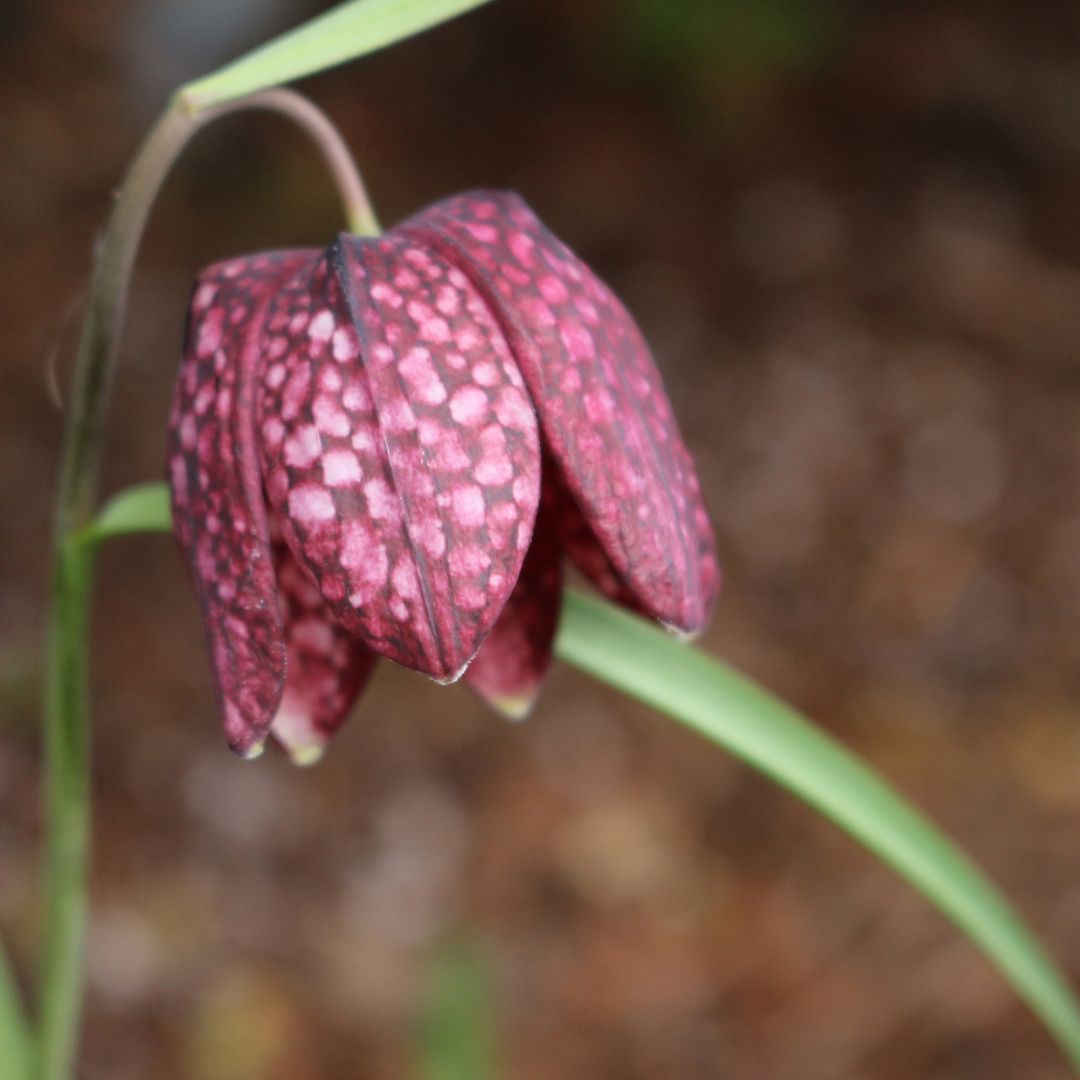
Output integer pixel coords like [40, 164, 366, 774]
[556, 588, 1080, 1072]
[178, 0, 496, 112]
[415, 936, 495, 1080]
[0, 946, 31, 1080]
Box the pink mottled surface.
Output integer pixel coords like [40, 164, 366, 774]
[169, 252, 382, 761]
[168, 194, 716, 756]
[167, 253, 308, 755]
[465, 476, 564, 718]
[258, 235, 541, 683]
[270, 539, 377, 762]
[402, 191, 720, 634]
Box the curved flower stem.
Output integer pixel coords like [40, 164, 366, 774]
[42, 89, 372, 1080]
[57, 88, 373, 539]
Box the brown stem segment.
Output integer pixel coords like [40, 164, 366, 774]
[42, 89, 373, 1080]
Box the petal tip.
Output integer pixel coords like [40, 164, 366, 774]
[487, 691, 538, 722]
[430, 659, 471, 687]
[287, 742, 326, 768]
[270, 689, 330, 765]
[660, 616, 705, 644]
[239, 739, 266, 761]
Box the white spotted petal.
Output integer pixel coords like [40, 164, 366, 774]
[256, 235, 542, 681]
[167, 252, 377, 758]
[401, 190, 719, 634]
[169, 189, 717, 758]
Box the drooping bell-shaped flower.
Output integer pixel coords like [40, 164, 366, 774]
[167, 190, 718, 762]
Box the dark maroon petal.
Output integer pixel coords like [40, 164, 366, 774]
[465, 477, 563, 718]
[400, 190, 719, 635]
[256, 235, 541, 682]
[269, 538, 378, 764]
[167, 251, 316, 756]
[681, 442, 721, 627]
[555, 452, 720, 637]
[550, 473, 642, 614]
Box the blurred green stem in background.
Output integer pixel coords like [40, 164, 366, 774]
[0, 942, 31, 1080]
[414, 936, 496, 1080]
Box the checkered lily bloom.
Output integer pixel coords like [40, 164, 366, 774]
[167, 190, 718, 761]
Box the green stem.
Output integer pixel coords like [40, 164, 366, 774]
[42, 90, 372, 1079]
[414, 937, 495, 1080]
[39, 542, 93, 1080]
[555, 589, 1080, 1072]
[0, 942, 31, 1080]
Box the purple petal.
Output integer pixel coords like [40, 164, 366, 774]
[555, 452, 720, 637]
[550, 473, 642, 614]
[681, 442, 721, 626]
[400, 191, 719, 635]
[269, 538, 378, 764]
[167, 252, 315, 756]
[465, 477, 563, 718]
[256, 235, 542, 681]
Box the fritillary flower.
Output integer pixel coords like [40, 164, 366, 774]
[167, 190, 718, 762]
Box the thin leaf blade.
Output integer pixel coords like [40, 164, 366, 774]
[78, 483, 172, 547]
[0, 945, 31, 1080]
[178, 0, 496, 111]
[555, 588, 1080, 1072]
[414, 936, 495, 1080]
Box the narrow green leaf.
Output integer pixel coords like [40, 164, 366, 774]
[555, 589, 1080, 1072]
[76, 483, 172, 547]
[0, 944, 32, 1080]
[177, 0, 496, 111]
[414, 936, 495, 1080]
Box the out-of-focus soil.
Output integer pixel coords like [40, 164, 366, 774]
[4, 1, 1080, 1077]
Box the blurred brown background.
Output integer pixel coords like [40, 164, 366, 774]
[4, 1, 1080, 1077]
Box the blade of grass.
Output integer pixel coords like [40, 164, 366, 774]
[556, 588, 1080, 1072]
[414, 936, 495, 1080]
[178, 0, 496, 112]
[0, 945, 31, 1080]
[84, 482, 1080, 1071]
